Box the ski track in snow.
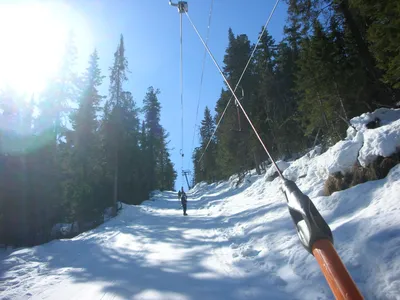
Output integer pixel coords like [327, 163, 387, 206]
[1, 108, 400, 300]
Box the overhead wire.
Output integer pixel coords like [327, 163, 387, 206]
[172, 4, 364, 297]
[180, 10, 184, 188]
[198, 0, 281, 164]
[185, 2, 283, 178]
[189, 0, 214, 170]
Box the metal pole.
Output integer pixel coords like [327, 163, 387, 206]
[312, 240, 363, 300]
[281, 179, 364, 299]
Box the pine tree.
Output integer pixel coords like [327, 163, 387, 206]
[215, 29, 254, 180]
[157, 129, 177, 190]
[0, 88, 29, 245]
[142, 87, 162, 190]
[296, 21, 341, 144]
[102, 35, 129, 215]
[252, 27, 279, 165]
[65, 49, 105, 223]
[118, 91, 142, 204]
[350, 0, 400, 90]
[142, 87, 176, 191]
[286, 0, 397, 105]
[38, 32, 78, 147]
[197, 107, 217, 183]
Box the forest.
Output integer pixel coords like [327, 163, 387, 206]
[193, 0, 400, 184]
[1, 0, 399, 247]
[0, 36, 177, 247]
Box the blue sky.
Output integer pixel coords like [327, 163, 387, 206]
[69, 0, 288, 190]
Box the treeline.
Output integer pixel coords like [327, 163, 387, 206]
[0, 35, 176, 247]
[193, 0, 399, 184]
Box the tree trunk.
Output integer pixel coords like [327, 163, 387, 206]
[112, 146, 118, 216]
[333, 80, 349, 122]
[316, 91, 330, 129]
[313, 128, 321, 148]
[253, 150, 261, 175]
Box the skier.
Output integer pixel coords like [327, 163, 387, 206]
[180, 188, 188, 216]
[178, 189, 182, 199]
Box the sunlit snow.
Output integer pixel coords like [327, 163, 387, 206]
[1, 109, 399, 299]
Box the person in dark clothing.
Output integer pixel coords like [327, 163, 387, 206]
[178, 190, 182, 199]
[180, 189, 188, 216]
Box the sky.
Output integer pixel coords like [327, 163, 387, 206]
[1, 0, 288, 190]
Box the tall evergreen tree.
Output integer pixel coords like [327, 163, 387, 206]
[193, 106, 217, 184]
[350, 0, 400, 90]
[286, 0, 397, 105]
[118, 90, 143, 204]
[142, 87, 162, 191]
[102, 35, 129, 215]
[215, 29, 254, 180]
[64, 49, 104, 223]
[199, 107, 217, 183]
[142, 87, 176, 191]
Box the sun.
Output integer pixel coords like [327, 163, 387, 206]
[0, 2, 73, 95]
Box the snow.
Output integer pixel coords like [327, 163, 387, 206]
[358, 119, 400, 167]
[351, 108, 400, 167]
[1, 108, 400, 300]
[350, 108, 400, 132]
[265, 160, 290, 180]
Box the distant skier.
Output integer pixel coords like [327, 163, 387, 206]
[180, 188, 188, 216]
[178, 189, 182, 200]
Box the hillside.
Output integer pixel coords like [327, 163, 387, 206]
[1, 108, 399, 300]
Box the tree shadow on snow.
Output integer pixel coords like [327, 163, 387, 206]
[0, 197, 294, 300]
[0, 171, 320, 299]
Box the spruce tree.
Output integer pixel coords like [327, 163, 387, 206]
[65, 49, 104, 223]
[102, 35, 129, 215]
[215, 29, 254, 180]
[142, 87, 176, 191]
[350, 0, 400, 90]
[142, 87, 162, 190]
[198, 106, 217, 183]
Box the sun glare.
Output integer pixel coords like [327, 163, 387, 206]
[0, 2, 84, 96]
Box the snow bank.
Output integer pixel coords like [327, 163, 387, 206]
[311, 132, 363, 177]
[283, 146, 322, 181]
[264, 160, 290, 181]
[298, 108, 400, 184]
[358, 118, 400, 166]
[350, 108, 400, 131]
[351, 108, 400, 166]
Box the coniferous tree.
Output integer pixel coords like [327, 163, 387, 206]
[0, 89, 28, 245]
[33, 32, 79, 234]
[252, 27, 279, 163]
[157, 129, 177, 190]
[64, 49, 104, 224]
[286, 0, 397, 105]
[143, 87, 162, 191]
[350, 0, 400, 90]
[197, 107, 217, 183]
[142, 87, 176, 191]
[0, 32, 178, 247]
[215, 29, 254, 180]
[102, 35, 129, 215]
[118, 90, 142, 204]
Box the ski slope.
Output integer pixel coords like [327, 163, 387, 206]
[1, 108, 400, 300]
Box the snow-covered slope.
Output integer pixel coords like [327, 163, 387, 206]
[1, 109, 400, 300]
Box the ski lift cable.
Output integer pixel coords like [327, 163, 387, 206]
[173, 3, 363, 298]
[185, 10, 283, 178]
[186, 12, 363, 298]
[198, 0, 280, 164]
[180, 6, 184, 188]
[189, 0, 214, 170]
